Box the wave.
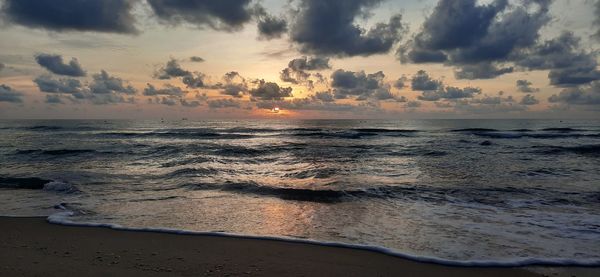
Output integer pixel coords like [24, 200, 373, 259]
[541, 128, 583, 132]
[46, 209, 600, 267]
[184, 182, 599, 208]
[43, 181, 80, 193]
[165, 167, 220, 178]
[18, 125, 102, 132]
[0, 176, 52, 189]
[451, 128, 499, 132]
[16, 149, 98, 156]
[532, 145, 600, 156]
[0, 177, 79, 193]
[352, 128, 419, 133]
[463, 131, 600, 139]
[102, 131, 254, 140]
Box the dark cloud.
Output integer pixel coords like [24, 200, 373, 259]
[452, 99, 527, 113]
[1, 0, 137, 34]
[143, 84, 186, 96]
[280, 56, 330, 86]
[33, 75, 84, 94]
[154, 59, 191, 80]
[213, 71, 248, 97]
[418, 86, 482, 101]
[33, 71, 136, 105]
[207, 98, 241, 109]
[249, 80, 293, 100]
[35, 54, 86, 77]
[454, 63, 513, 80]
[0, 84, 23, 103]
[411, 70, 443, 91]
[393, 76, 407, 89]
[470, 94, 515, 105]
[401, 0, 551, 80]
[147, 0, 255, 31]
[548, 81, 600, 106]
[289, 0, 406, 56]
[89, 70, 136, 95]
[45, 94, 63, 104]
[288, 56, 330, 71]
[330, 69, 394, 101]
[515, 32, 600, 87]
[190, 56, 205, 62]
[405, 101, 421, 108]
[520, 94, 539, 105]
[280, 68, 306, 84]
[516, 79, 540, 93]
[181, 99, 202, 107]
[311, 91, 335, 102]
[257, 14, 288, 40]
[181, 73, 206, 89]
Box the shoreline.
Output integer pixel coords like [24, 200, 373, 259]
[1, 217, 598, 276]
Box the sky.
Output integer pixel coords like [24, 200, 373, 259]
[0, 0, 599, 119]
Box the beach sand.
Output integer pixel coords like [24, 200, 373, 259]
[0, 217, 597, 277]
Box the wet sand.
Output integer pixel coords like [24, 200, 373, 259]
[0, 217, 597, 276]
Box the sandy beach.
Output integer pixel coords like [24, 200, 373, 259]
[0, 217, 597, 277]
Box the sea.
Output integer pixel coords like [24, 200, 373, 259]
[0, 119, 599, 266]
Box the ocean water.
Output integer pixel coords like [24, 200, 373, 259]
[1, 119, 599, 265]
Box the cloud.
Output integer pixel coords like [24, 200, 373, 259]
[45, 94, 63, 104]
[454, 63, 513, 80]
[143, 83, 186, 96]
[289, 0, 406, 57]
[0, 84, 23, 103]
[147, 0, 255, 31]
[516, 79, 540, 93]
[311, 91, 335, 102]
[418, 86, 482, 101]
[405, 101, 421, 108]
[469, 94, 515, 105]
[288, 56, 330, 71]
[181, 99, 202, 107]
[256, 13, 288, 40]
[207, 98, 241, 109]
[249, 80, 293, 100]
[548, 81, 600, 105]
[520, 94, 539, 105]
[452, 100, 527, 113]
[279, 56, 330, 87]
[393, 76, 407, 89]
[330, 69, 395, 100]
[0, 63, 4, 72]
[515, 32, 600, 87]
[1, 0, 137, 34]
[33, 75, 84, 94]
[181, 73, 206, 89]
[33, 71, 137, 105]
[411, 70, 442, 91]
[400, 0, 551, 79]
[190, 56, 205, 62]
[35, 54, 86, 77]
[154, 59, 191, 79]
[90, 70, 136, 95]
[215, 71, 248, 98]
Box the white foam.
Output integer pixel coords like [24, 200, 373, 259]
[46, 209, 600, 268]
[43, 181, 79, 193]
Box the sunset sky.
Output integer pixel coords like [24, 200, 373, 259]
[0, 0, 599, 119]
